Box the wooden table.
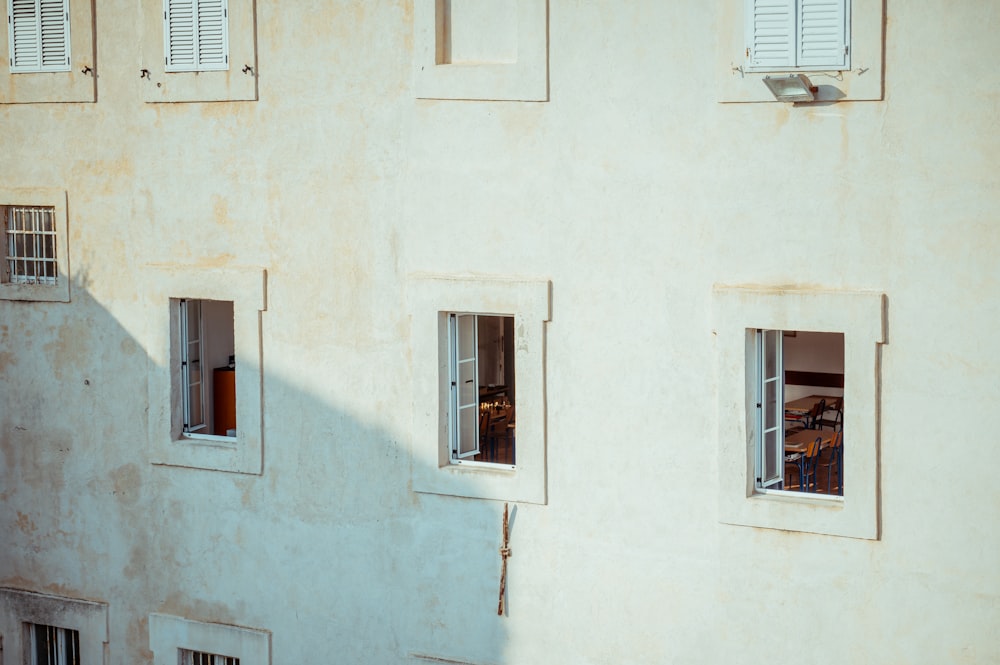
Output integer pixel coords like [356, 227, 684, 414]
[784, 428, 835, 454]
[784, 394, 839, 415]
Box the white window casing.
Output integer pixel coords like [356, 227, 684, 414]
[0, 0, 93, 103]
[756, 329, 784, 489]
[7, 0, 70, 73]
[713, 285, 886, 539]
[408, 274, 551, 504]
[146, 265, 266, 475]
[449, 313, 481, 460]
[163, 0, 229, 72]
[143, 0, 255, 102]
[0, 588, 108, 665]
[149, 614, 269, 665]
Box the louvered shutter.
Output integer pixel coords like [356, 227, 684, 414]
[746, 0, 795, 69]
[164, 0, 228, 72]
[797, 0, 848, 68]
[8, 0, 70, 73]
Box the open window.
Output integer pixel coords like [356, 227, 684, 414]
[754, 329, 844, 494]
[449, 313, 516, 467]
[178, 299, 236, 441]
[713, 285, 884, 539]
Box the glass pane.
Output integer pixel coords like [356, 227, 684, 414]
[188, 384, 203, 425]
[764, 329, 778, 379]
[458, 359, 476, 404]
[765, 379, 777, 429]
[458, 405, 477, 455]
[457, 314, 476, 358]
[187, 301, 201, 339]
[763, 429, 779, 482]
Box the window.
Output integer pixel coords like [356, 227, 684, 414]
[25, 623, 79, 665]
[713, 286, 885, 539]
[745, 0, 849, 72]
[141, 0, 256, 102]
[413, 0, 548, 101]
[753, 329, 844, 493]
[164, 0, 229, 72]
[448, 313, 516, 467]
[4, 205, 57, 286]
[0, 0, 94, 103]
[0, 190, 69, 302]
[7, 0, 70, 73]
[408, 275, 550, 504]
[178, 299, 236, 440]
[716, 0, 883, 102]
[180, 649, 240, 665]
[146, 266, 265, 475]
[0, 589, 107, 665]
[149, 614, 269, 665]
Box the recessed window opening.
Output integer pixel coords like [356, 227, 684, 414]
[449, 313, 516, 468]
[3, 205, 57, 286]
[25, 623, 80, 665]
[179, 649, 240, 665]
[755, 330, 845, 496]
[178, 298, 236, 441]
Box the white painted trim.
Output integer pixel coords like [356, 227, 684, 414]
[713, 285, 885, 539]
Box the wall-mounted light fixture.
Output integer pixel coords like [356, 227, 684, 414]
[763, 74, 817, 102]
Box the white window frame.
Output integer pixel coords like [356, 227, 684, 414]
[0, 188, 69, 302]
[755, 329, 785, 489]
[413, 0, 548, 101]
[146, 265, 266, 475]
[0, 0, 94, 103]
[716, 0, 883, 102]
[163, 0, 230, 73]
[149, 614, 269, 665]
[713, 285, 885, 539]
[25, 623, 79, 665]
[744, 0, 850, 72]
[7, 0, 70, 73]
[142, 0, 256, 102]
[408, 274, 550, 504]
[180, 648, 240, 665]
[0, 588, 107, 665]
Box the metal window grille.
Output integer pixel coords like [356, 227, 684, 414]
[26, 623, 80, 665]
[180, 649, 240, 665]
[4, 205, 57, 285]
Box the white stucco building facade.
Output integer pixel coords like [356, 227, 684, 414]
[1, 1, 998, 663]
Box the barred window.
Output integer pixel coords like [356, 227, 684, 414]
[4, 205, 58, 286]
[25, 623, 80, 665]
[180, 649, 240, 665]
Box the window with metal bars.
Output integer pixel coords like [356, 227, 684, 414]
[180, 649, 240, 665]
[7, 0, 71, 73]
[25, 623, 80, 665]
[3, 205, 58, 286]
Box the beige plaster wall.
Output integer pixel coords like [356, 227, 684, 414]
[0, 1, 998, 663]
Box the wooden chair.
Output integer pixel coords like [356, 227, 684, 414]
[804, 398, 826, 430]
[785, 438, 822, 492]
[818, 430, 844, 494]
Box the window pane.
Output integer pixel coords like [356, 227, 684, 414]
[764, 379, 778, 430]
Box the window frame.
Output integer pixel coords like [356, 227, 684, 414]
[713, 285, 885, 539]
[413, 0, 549, 101]
[716, 0, 884, 103]
[743, 0, 850, 73]
[0, 188, 69, 302]
[149, 614, 269, 665]
[0, 588, 107, 665]
[146, 265, 266, 475]
[0, 0, 94, 103]
[408, 274, 550, 504]
[141, 0, 256, 102]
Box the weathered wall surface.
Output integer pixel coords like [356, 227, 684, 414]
[1, 1, 998, 663]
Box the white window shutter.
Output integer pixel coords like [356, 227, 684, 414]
[449, 314, 481, 460]
[757, 330, 784, 489]
[797, 0, 849, 69]
[8, 0, 69, 73]
[746, 0, 795, 69]
[195, 0, 227, 68]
